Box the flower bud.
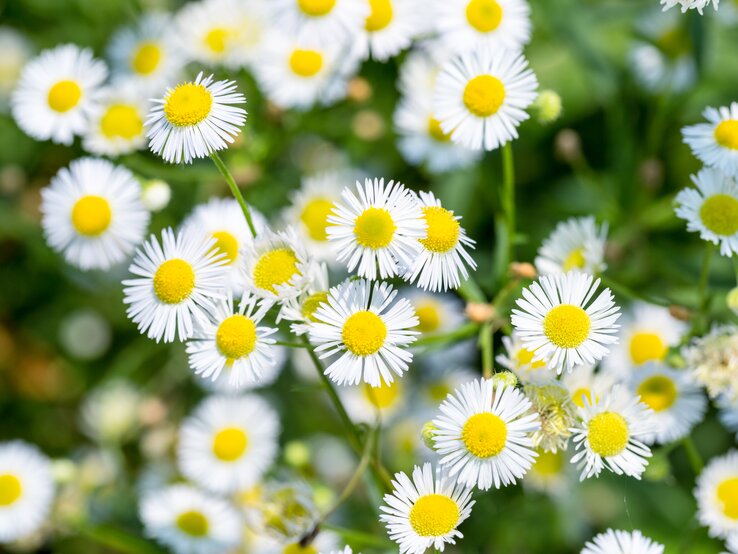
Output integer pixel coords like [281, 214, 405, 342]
[534, 90, 562, 124]
[491, 371, 518, 388]
[421, 421, 438, 450]
[465, 302, 495, 323]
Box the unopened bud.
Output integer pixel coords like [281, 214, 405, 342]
[554, 129, 582, 165]
[465, 302, 495, 323]
[421, 421, 438, 450]
[534, 90, 562, 125]
[727, 287, 738, 316]
[347, 76, 373, 103]
[491, 371, 518, 388]
[510, 262, 537, 280]
[284, 441, 311, 468]
[141, 179, 171, 212]
[668, 304, 691, 322]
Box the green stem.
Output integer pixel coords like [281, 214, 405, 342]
[274, 340, 307, 348]
[479, 322, 494, 379]
[413, 322, 480, 349]
[682, 436, 704, 474]
[457, 277, 488, 303]
[695, 242, 714, 334]
[209, 151, 257, 237]
[599, 276, 671, 308]
[502, 142, 516, 265]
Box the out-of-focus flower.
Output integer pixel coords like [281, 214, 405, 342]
[694, 450, 738, 540]
[683, 102, 738, 179]
[683, 325, 738, 400]
[534, 216, 608, 277]
[79, 379, 142, 444]
[356, 0, 426, 61]
[141, 179, 171, 212]
[58, 309, 112, 361]
[0, 27, 32, 107]
[661, 0, 718, 14]
[523, 383, 577, 453]
[83, 84, 148, 157]
[268, 0, 369, 45]
[533, 90, 562, 124]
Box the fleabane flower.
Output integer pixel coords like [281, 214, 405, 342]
[661, 0, 719, 14]
[146, 72, 246, 164]
[683, 102, 738, 178]
[581, 529, 664, 554]
[683, 324, 738, 400]
[404, 191, 477, 292]
[11, 43, 107, 145]
[694, 450, 738, 539]
[122, 227, 228, 343]
[82, 83, 148, 157]
[355, 0, 426, 61]
[570, 385, 654, 480]
[341, 378, 405, 424]
[434, 46, 538, 151]
[432, 378, 540, 490]
[497, 332, 552, 385]
[379, 463, 474, 554]
[675, 168, 738, 257]
[280, 262, 331, 335]
[41, 157, 150, 271]
[268, 0, 369, 45]
[186, 293, 278, 388]
[524, 383, 578, 453]
[511, 272, 621, 374]
[535, 216, 608, 276]
[308, 279, 419, 387]
[327, 178, 426, 280]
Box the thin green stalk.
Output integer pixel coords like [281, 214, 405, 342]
[695, 242, 714, 334]
[413, 322, 480, 348]
[502, 142, 516, 262]
[682, 436, 704, 474]
[274, 340, 307, 348]
[479, 322, 494, 379]
[209, 151, 257, 237]
[733, 256, 738, 284]
[599, 276, 670, 307]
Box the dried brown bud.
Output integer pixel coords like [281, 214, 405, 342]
[554, 128, 582, 165]
[347, 77, 372, 103]
[668, 304, 691, 322]
[510, 262, 537, 280]
[465, 302, 495, 323]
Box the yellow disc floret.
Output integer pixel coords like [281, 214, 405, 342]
[463, 75, 505, 118]
[297, 0, 336, 16]
[466, 0, 503, 33]
[253, 247, 300, 294]
[428, 117, 451, 142]
[300, 198, 334, 241]
[532, 449, 565, 476]
[131, 42, 162, 75]
[284, 544, 317, 554]
[587, 411, 629, 457]
[365, 0, 394, 31]
[153, 259, 196, 304]
[563, 248, 586, 272]
[543, 304, 591, 349]
[462, 412, 507, 458]
[629, 332, 667, 365]
[717, 477, 738, 519]
[515, 347, 547, 369]
[289, 49, 324, 77]
[176, 510, 209, 537]
[571, 387, 593, 408]
[71, 195, 112, 237]
[354, 207, 396, 249]
[301, 291, 329, 322]
[210, 230, 240, 265]
[204, 27, 231, 54]
[415, 302, 441, 333]
[363, 380, 400, 408]
[216, 314, 257, 361]
[0, 474, 22, 506]
[409, 494, 460, 537]
[420, 206, 461, 253]
[637, 375, 678, 412]
[342, 311, 387, 356]
[164, 83, 213, 127]
[212, 427, 249, 462]
[715, 119, 738, 151]
[48, 79, 82, 113]
[699, 194, 738, 236]
[100, 104, 144, 140]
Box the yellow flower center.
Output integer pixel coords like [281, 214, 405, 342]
[100, 104, 144, 140]
[253, 247, 301, 294]
[297, 0, 336, 16]
[462, 412, 507, 458]
[216, 314, 257, 362]
[131, 42, 162, 75]
[0, 474, 22, 506]
[419, 206, 460, 253]
[428, 382, 451, 402]
[71, 195, 112, 237]
[163, 83, 213, 127]
[637, 375, 678, 412]
[717, 477, 738, 519]
[153, 259, 196, 304]
[48, 79, 82, 113]
[289, 49, 324, 77]
[563, 248, 586, 272]
[204, 27, 232, 54]
[212, 426, 249, 462]
[699, 194, 738, 236]
[342, 311, 387, 356]
[714, 120, 738, 151]
[587, 411, 629, 457]
[532, 449, 564, 476]
[515, 347, 547, 369]
[300, 197, 334, 241]
[463, 75, 506, 118]
[176, 510, 209, 537]
[284, 544, 317, 554]
[543, 304, 591, 349]
[409, 494, 460, 537]
[629, 332, 667, 365]
[354, 207, 396, 249]
[571, 387, 593, 408]
[365, 0, 394, 31]
[415, 303, 441, 333]
[301, 291, 329, 322]
[362, 380, 400, 408]
[209, 230, 240, 265]
[466, 0, 503, 33]
[428, 117, 451, 142]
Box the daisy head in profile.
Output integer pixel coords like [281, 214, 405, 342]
[534, 216, 608, 276]
[511, 271, 621, 374]
[580, 529, 664, 554]
[432, 378, 540, 490]
[11, 43, 107, 145]
[569, 385, 654, 481]
[327, 178, 426, 281]
[308, 279, 419, 387]
[41, 157, 150, 271]
[146, 72, 246, 164]
[683, 102, 738, 179]
[675, 167, 738, 257]
[433, 46, 538, 151]
[380, 462, 474, 554]
[694, 449, 738, 540]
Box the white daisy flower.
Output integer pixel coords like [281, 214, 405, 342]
[511, 272, 621, 374]
[0, 441, 55, 544]
[241, 227, 315, 302]
[82, 83, 149, 157]
[327, 178, 426, 281]
[675, 168, 738, 256]
[434, 46, 538, 151]
[603, 301, 687, 378]
[561, 364, 614, 409]
[182, 198, 268, 294]
[186, 293, 278, 388]
[122, 227, 228, 343]
[661, 0, 718, 14]
[430, 0, 531, 55]
[570, 385, 654, 480]
[628, 363, 706, 444]
[140, 484, 242, 554]
[683, 103, 738, 178]
[341, 377, 405, 424]
[404, 191, 476, 292]
[176, 0, 269, 69]
[11, 43, 107, 145]
[268, 0, 369, 45]
[355, 0, 426, 61]
[718, 394, 738, 440]
[41, 157, 150, 271]
[432, 378, 540, 490]
[0, 27, 32, 105]
[581, 529, 664, 554]
[280, 262, 331, 335]
[308, 279, 419, 387]
[107, 13, 184, 94]
[695, 450, 738, 539]
[253, 34, 360, 111]
[406, 289, 466, 338]
[535, 216, 608, 276]
[496, 332, 552, 385]
[523, 447, 570, 496]
[178, 394, 280, 494]
[420, 367, 479, 409]
[682, 324, 738, 401]
[195, 342, 287, 393]
[379, 462, 474, 554]
[146, 72, 246, 164]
